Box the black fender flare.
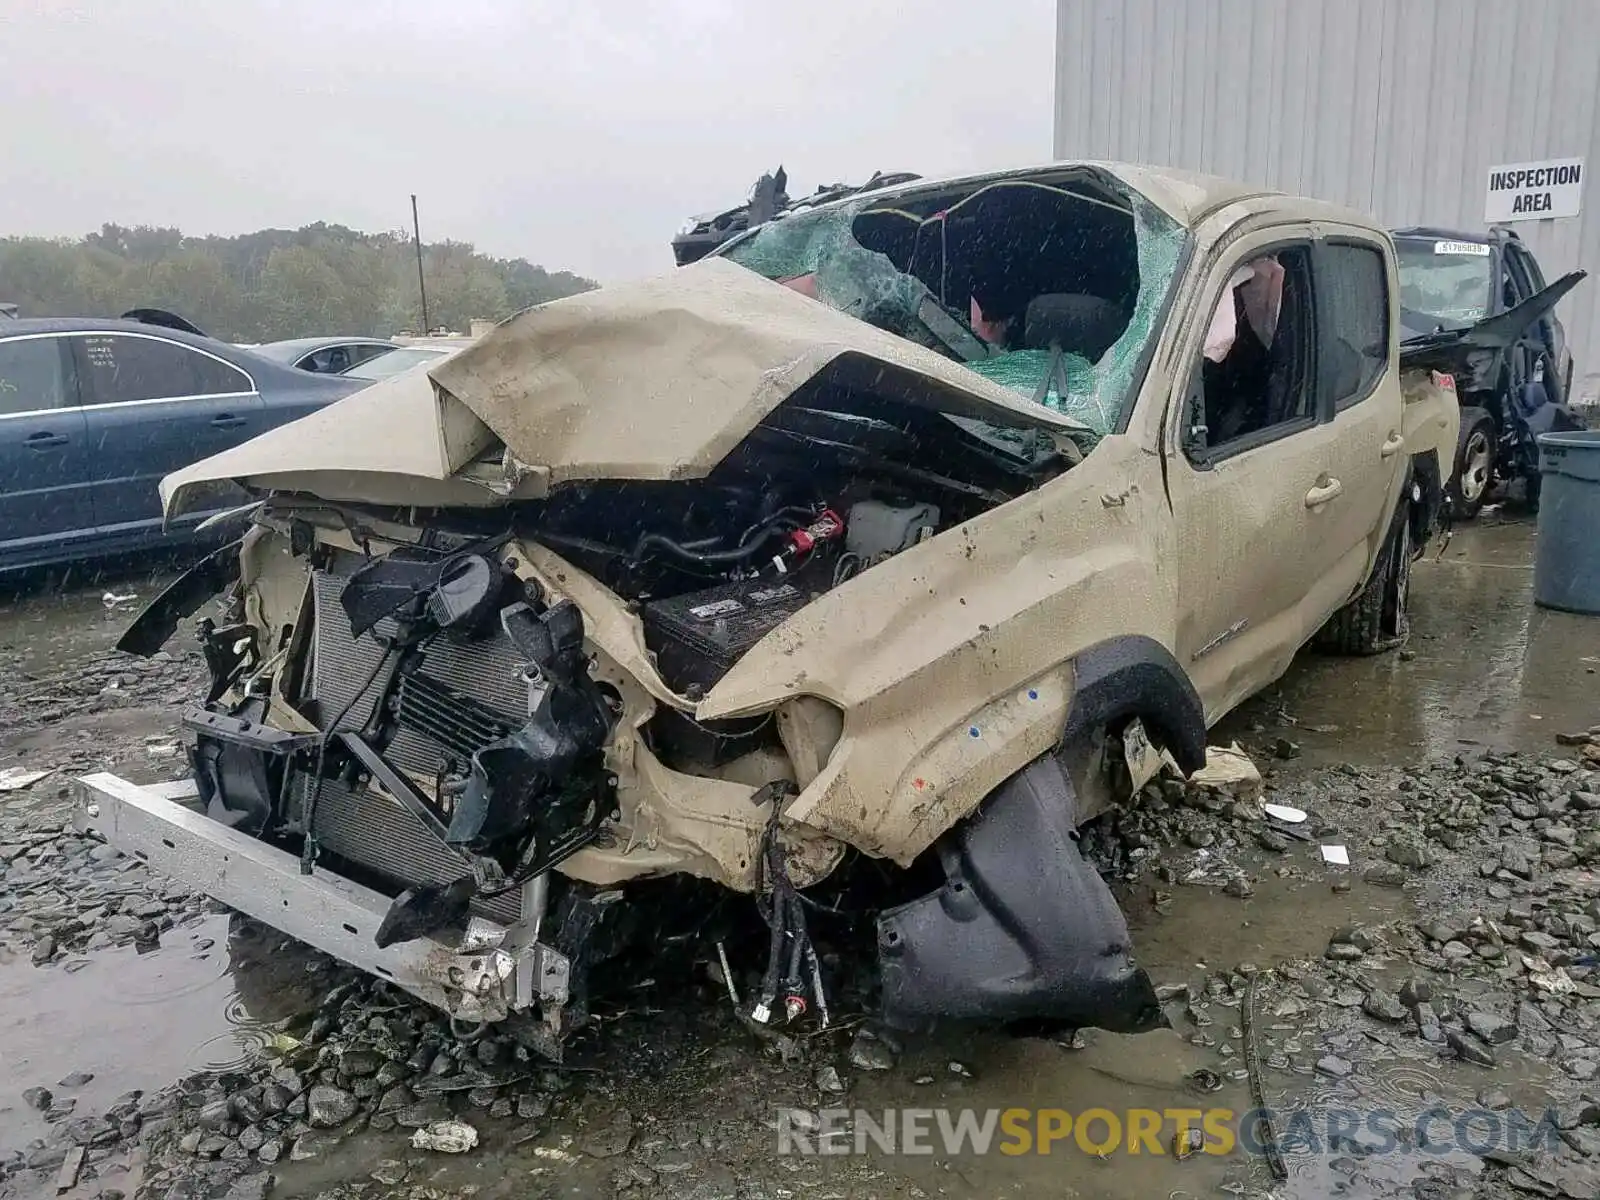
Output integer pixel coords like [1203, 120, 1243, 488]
[1057, 635, 1207, 776]
[116, 538, 243, 657]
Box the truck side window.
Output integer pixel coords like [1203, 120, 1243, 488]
[1317, 242, 1388, 410]
[1191, 245, 1315, 455]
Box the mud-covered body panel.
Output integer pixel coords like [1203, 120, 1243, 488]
[696, 434, 1177, 864]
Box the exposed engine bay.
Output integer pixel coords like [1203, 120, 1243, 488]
[130, 379, 1107, 1051]
[524, 394, 1070, 687]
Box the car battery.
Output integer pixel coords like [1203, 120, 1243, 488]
[641, 577, 817, 694]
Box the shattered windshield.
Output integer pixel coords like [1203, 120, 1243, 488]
[720, 171, 1186, 439]
[1396, 239, 1494, 329]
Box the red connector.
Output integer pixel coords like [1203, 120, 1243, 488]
[772, 509, 844, 574]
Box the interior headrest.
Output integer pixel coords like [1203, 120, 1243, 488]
[1023, 293, 1127, 363]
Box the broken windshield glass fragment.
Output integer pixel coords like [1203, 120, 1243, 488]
[722, 168, 1187, 438]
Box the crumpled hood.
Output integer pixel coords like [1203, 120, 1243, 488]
[162, 257, 1084, 516]
[160, 360, 503, 516]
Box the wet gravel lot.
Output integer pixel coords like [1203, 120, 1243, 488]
[3, 518, 1600, 1200]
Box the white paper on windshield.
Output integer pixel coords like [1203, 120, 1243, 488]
[1433, 241, 1490, 256]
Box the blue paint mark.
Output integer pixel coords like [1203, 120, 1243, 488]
[968, 726, 981, 738]
[1027, 689, 1039, 701]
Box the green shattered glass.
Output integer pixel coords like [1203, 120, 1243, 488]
[723, 181, 1187, 438]
[723, 210, 930, 336]
[961, 196, 1185, 436]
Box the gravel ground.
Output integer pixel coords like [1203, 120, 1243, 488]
[4, 532, 1600, 1199]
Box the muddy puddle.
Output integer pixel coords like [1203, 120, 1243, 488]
[1220, 517, 1600, 771]
[1123, 864, 1415, 972]
[0, 917, 323, 1171]
[260, 867, 1517, 1200]
[0, 565, 177, 678]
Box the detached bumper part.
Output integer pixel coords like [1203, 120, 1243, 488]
[877, 756, 1163, 1032]
[72, 773, 569, 1030]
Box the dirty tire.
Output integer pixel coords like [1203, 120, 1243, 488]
[1447, 407, 1496, 519]
[1315, 493, 1411, 656]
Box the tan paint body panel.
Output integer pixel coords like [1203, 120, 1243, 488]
[427, 256, 1088, 485]
[1400, 372, 1462, 480]
[161, 363, 501, 515]
[193, 162, 1430, 888]
[697, 435, 1175, 864]
[1158, 209, 1407, 719]
[162, 256, 1089, 517]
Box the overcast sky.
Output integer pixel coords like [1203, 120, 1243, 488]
[0, 1, 1055, 282]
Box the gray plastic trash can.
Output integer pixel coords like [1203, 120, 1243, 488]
[1533, 430, 1600, 614]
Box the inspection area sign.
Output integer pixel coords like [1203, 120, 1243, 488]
[1485, 157, 1584, 222]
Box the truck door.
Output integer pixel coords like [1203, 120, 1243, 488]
[1504, 241, 1569, 402]
[1168, 235, 1331, 717]
[1167, 229, 1402, 719]
[1306, 237, 1407, 596]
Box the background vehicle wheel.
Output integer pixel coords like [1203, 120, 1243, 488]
[1315, 490, 1411, 656]
[1448, 407, 1496, 518]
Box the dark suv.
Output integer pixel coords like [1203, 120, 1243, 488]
[1393, 226, 1584, 515]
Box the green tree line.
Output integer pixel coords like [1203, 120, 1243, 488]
[0, 222, 598, 342]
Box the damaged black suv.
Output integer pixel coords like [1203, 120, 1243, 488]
[1394, 226, 1586, 516]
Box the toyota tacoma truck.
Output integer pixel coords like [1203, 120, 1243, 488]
[82, 162, 1477, 1057]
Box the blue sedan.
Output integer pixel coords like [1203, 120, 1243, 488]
[0, 317, 364, 573]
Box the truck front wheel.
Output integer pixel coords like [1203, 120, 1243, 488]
[1448, 407, 1497, 518]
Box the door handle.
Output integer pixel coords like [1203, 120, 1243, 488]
[210, 414, 247, 429]
[1305, 477, 1343, 508]
[1380, 432, 1405, 458]
[24, 431, 69, 449]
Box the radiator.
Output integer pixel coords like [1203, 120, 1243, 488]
[289, 566, 531, 926]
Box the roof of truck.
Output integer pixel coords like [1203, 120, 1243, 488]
[1392, 225, 1515, 245]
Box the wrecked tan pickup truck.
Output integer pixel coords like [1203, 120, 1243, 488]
[79, 162, 1479, 1056]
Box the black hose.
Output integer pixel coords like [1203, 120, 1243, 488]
[629, 506, 818, 568]
[633, 521, 791, 567]
[736, 506, 816, 544]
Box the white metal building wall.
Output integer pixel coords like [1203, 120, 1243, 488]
[1054, 0, 1600, 391]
